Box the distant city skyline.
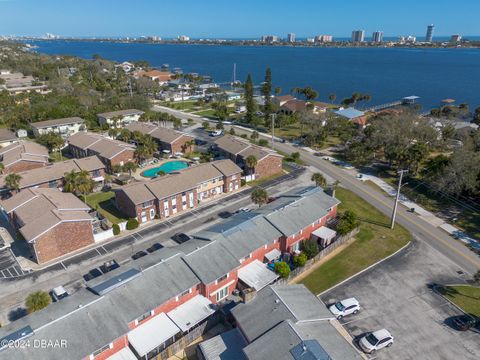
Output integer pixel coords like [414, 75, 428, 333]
[0, 0, 478, 38]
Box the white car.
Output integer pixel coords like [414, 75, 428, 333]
[358, 329, 394, 354]
[51, 286, 69, 302]
[328, 297, 360, 319]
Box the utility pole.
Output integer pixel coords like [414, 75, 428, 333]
[390, 170, 408, 229]
[270, 113, 276, 150]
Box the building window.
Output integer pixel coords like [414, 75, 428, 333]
[92, 169, 101, 178]
[91, 343, 113, 358]
[48, 180, 57, 188]
[292, 241, 301, 252]
[149, 208, 155, 219]
[142, 200, 153, 208]
[216, 286, 229, 302]
[176, 288, 192, 301]
[136, 310, 153, 324]
[215, 273, 228, 284]
[243, 254, 251, 261]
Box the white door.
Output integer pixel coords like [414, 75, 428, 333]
[163, 200, 169, 217]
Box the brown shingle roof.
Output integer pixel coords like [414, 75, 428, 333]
[280, 99, 307, 113]
[31, 117, 85, 129]
[211, 159, 242, 176]
[215, 135, 283, 162]
[0, 141, 49, 167]
[68, 132, 135, 160]
[0, 128, 17, 143]
[126, 122, 193, 145]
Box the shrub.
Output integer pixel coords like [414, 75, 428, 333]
[112, 224, 120, 235]
[241, 179, 246, 187]
[126, 218, 139, 230]
[301, 239, 319, 259]
[336, 210, 359, 235]
[26, 291, 51, 313]
[293, 253, 307, 267]
[274, 261, 291, 279]
[258, 139, 269, 147]
[240, 134, 248, 139]
[291, 152, 301, 161]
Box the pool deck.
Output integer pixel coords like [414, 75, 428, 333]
[132, 158, 192, 181]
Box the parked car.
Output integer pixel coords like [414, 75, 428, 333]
[83, 268, 103, 281]
[358, 329, 394, 354]
[195, 139, 207, 146]
[100, 260, 120, 274]
[452, 315, 479, 331]
[235, 207, 251, 214]
[146, 242, 163, 253]
[132, 251, 148, 260]
[172, 233, 191, 244]
[50, 286, 69, 302]
[328, 297, 360, 319]
[209, 130, 223, 137]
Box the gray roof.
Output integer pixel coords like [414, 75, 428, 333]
[198, 328, 247, 360]
[31, 117, 85, 129]
[257, 187, 340, 237]
[231, 285, 333, 343]
[0, 253, 200, 360]
[0, 128, 17, 142]
[182, 240, 240, 284]
[333, 108, 365, 120]
[97, 109, 144, 119]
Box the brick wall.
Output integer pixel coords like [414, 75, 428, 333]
[89, 336, 128, 360]
[114, 190, 138, 219]
[223, 173, 241, 193]
[33, 221, 94, 264]
[205, 270, 238, 304]
[170, 135, 195, 154]
[3, 161, 46, 174]
[254, 155, 283, 179]
[108, 149, 136, 169]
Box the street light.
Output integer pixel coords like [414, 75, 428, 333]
[270, 113, 276, 150]
[390, 170, 408, 229]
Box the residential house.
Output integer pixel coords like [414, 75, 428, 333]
[68, 132, 136, 173]
[273, 95, 295, 107]
[115, 160, 242, 223]
[0, 188, 95, 264]
[0, 156, 105, 194]
[0, 128, 18, 148]
[0, 70, 48, 95]
[126, 121, 195, 154]
[0, 141, 49, 174]
[334, 108, 368, 127]
[214, 135, 283, 179]
[279, 99, 307, 115]
[31, 117, 86, 138]
[230, 284, 362, 360]
[114, 61, 135, 73]
[97, 109, 145, 127]
[135, 69, 173, 84]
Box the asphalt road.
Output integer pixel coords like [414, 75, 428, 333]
[321, 240, 479, 360]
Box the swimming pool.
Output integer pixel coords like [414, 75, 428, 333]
[141, 161, 189, 178]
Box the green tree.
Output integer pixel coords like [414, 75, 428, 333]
[216, 121, 224, 130]
[274, 261, 291, 278]
[262, 67, 274, 123]
[244, 74, 256, 124]
[26, 290, 51, 313]
[63, 170, 78, 193]
[274, 87, 282, 96]
[5, 173, 22, 192]
[245, 155, 258, 175]
[0, 163, 4, 174]
[329, 93, 337, 103]
[251, 187, 268, 207]
[75, 170, 94, 200]
[202, 121, 210, 130]
[311, 172, 327, 187]
[336, 210, 359, 235]
[36, 132, 64, 154]
[123, 161, 137, 177]
[301, 239, 319, 259]
[290, 152, 301, 162]
[229, 127, 236, 135]
[293, 253, 307, 267]
[250, 131, 259, 141]
[126, 218, 139, 230]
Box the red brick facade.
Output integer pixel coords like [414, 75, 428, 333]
[32, 221, 94, 264]
[69, 144, 135, 174]
[166, 134, 195, 154]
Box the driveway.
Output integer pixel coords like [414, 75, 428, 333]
[321, 240, 479, 360]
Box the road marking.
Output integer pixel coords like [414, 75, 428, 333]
[95, 248, 102, 256]
[101, 246, 108, 253]
[1, 269, 7, 277]
[6, 268, 13, 277]
[60, 262, 67, 270]
[341, 314, 374, 326]
[11, 266, 20, 276]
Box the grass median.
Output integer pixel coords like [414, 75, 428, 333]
[438, 285, 480, 317]
[298, 187, 412, 294]
[84, 191, 128, 225]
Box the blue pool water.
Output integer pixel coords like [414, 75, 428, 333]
[141, 161, 188, 178]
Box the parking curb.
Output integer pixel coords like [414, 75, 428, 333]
[317, 240, 412, 297]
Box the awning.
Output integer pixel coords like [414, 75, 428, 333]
[106, 347, 137, 360]
[238, 259, 279, 291]
[92, 176, 105, 182]
[167, 295, 216, 333]
[264, 248, 282, 262]
[128, 312, 180, 357]
[311, 226, 336, 241]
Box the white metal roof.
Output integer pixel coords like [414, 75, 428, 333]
[264, 248, 282, 262]
[238, 260, 279, 291]
[167, 295, 216, 333]
[106, 347, 137, 360]
[127, 312, 180, 357]
[312, 226, 337, 240]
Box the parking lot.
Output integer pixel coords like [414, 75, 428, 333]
[321, 240, 479, 360]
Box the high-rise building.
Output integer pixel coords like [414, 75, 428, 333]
[287, 33, 296, 43]
[372, 31, 384, 43]
[314, 35, 333, 43]
[426, 24, 435, 42]
[261, 35, 278, 43]
[450, 34, 462, 43]
[351, 30, 365, 42]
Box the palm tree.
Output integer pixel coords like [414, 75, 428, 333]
[5, 173, 22, 193]
[251, 187, 268, 207]
[0, 163, 4, 174]
[118, 128, 132, 143]
[63, 170, 78, 193]
[184, 140, 195, 153]
[311, 173, 327, 187]
[329, 93, 337, 103]
[245, 155, 257, 176]
[123, 161, 137, 177]
[75, 170, 94, 201]
[108, 128, 119, 139]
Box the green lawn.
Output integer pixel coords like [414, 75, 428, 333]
[298, 187, 412, 294]
[84, 191, 128, 225]
[439, 285, 480, 317]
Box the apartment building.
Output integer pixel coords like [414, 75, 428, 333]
[0, 141, 49, 174]
[115, 160, 242, 223]
[97, 109, 145, 127]
[68, 132, 136, 173]
[31, 117, 86, 138]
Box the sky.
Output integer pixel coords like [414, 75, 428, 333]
[0, 0, 479, 38]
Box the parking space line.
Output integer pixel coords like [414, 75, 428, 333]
[340, 314, 374, 326]
[1, 269, 7, 277]
[101, 246, 108, 253]
[6, 268, 13, 277]
[95, 248, 103, 256]
[11, 266, 20, 276]
[60, 262, 67, 270]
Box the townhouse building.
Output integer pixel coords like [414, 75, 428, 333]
[97, 109, 145, 127]
[115, 160, 242, 224]
[0, 186, 340, 360]
[0, 156, 105, 194]
[126, 121, 195, 154]
[68, 132, 136, 173]
[0, 188, 95, 264]
[214, 135, 283, 179]
[0, 141, 49, 174]
[31, 117, 86, 138]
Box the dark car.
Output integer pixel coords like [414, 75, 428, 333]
[132, 251, 148, 260]
[146, 242, 163, 253]
[195, 139, 207, 146]
[172, 233, 191, 244]
[100, 260, 120, 274]
[452, 315, 479, 331]
[83, 268, 103, 281]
